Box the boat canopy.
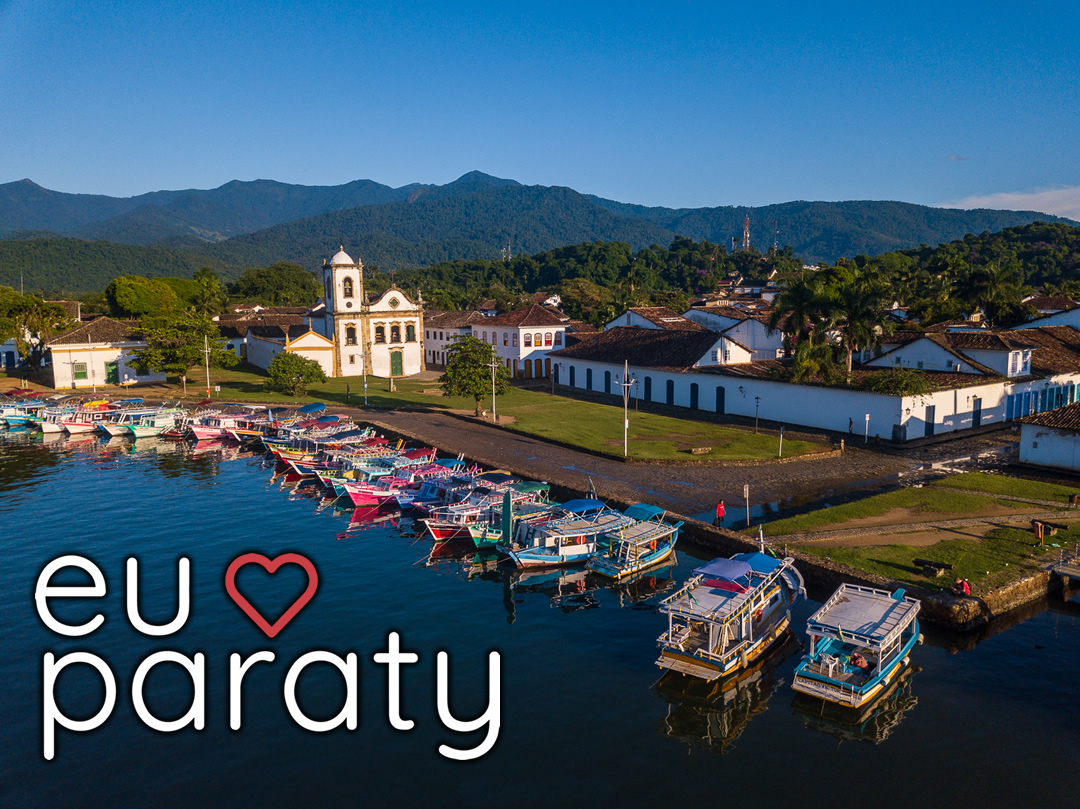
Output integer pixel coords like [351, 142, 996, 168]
[436, 458, 466, 468]
[624, 503, 665, 522]
[733, 551, 783, 575]
[694, 558, 752, 583]
[120, 398, 144, 404]
[298, 402, 327, 414]
[475, 472, 517, 486]
[511, 481, 550, 494]
[561, 498, 604, 514]
[318, 415, 341, 422]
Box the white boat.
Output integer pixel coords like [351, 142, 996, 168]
[586, 504, 682, 580]
[791, 584, 921, 709]
[655, 552, 805, 681]
[499, 498, 636, 568]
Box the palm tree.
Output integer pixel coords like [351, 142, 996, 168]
[768, 275, 830, 345]
[832, 278, 894, 378]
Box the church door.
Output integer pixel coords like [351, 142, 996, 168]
[390, 351, 403, 377]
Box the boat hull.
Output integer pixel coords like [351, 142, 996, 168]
[791, 628, 920, 709]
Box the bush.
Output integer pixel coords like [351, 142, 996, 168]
[267, 353, 327, 396]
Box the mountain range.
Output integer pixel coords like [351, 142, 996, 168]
[1, 171, 1076, 292]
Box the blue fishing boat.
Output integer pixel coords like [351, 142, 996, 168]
[655, 552, 805, 681]
[791, 583, 921, 709]
[585, 503, 681, 580]
[498, 498, 636, 568]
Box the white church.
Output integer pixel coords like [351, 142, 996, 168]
[242, 247, 426, 379]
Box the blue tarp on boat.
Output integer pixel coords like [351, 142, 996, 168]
[693, 558, 753, 582]
[624, 503, 665, 521]
[562, 498, 605, 514]
[317, 415, 341, 422]
[435, 459, 466, 467]
[298, 402, 327, 414]
[733, 551, 783, 575]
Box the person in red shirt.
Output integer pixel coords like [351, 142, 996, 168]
[714, 500, 726, 527]
[952, 577, 971, 596]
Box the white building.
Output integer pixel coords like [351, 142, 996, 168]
[47, 317, 166, 390]
[471, 304, 568, 378]
[245, 325, 337, 377]
[603, 307, 708, 333]
[682, 306, 786, 360]
[1019, 403, 1080, 472]
[423, 310, 487, 367]
[306, 248, 425, 378]
[550, 323, 1080, 442]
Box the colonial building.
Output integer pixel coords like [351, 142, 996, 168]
[423, 310, 487, 367]
[471, 304, 568, 378]
[307, 248, 425, 378]
[1019, 403, 1080, 472]
[47, 317, 166, 390]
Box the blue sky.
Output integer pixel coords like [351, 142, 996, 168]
[2, 0, 1078, 216]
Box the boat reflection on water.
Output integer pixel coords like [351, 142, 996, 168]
[334, 504, 404, 539]
[791, 664, 920, 745]
[510, 559, 679, 613]
[656, 632, 798, 755]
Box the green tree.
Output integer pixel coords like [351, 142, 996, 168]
[130, 312, 237, 394]
[865, 368, 937, 396]
[105, 275, 179, 318]
[227, 262, 321, 306]
[0, 287, 73, 370]
[440, 336, 511, 416]
[832, 276, 894, 378]
[192, 267, 228, 315]
[267, 353, 327, 397]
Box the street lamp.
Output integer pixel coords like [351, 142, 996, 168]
[754, 396, 761, 434]
[617, 360, 636, 458]
[485, 356, 499, 422]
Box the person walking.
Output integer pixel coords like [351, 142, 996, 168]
[714, 500, 726, 527]
[848, 417, 854, 434]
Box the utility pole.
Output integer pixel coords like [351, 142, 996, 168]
[617, 360, 636, 458]
[485, 356, 499, 422]
[203, 335, 212, 398]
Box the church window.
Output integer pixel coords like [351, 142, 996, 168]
[406, 324, 416, 342]
[345, 326, 357, 346]
[375, 326, 386, 344]
[524, 334, 532, 347]
[554, 332, 563, 346]
[349, 355, 356, 364]
[391, 325, 401, 343]
[343, 278, 354, 298]
[325, 278, 332, 304]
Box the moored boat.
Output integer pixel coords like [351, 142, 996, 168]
[791, 583, 921, 709]
[585, 504, 682, 580]
[655, 552, 805, 681]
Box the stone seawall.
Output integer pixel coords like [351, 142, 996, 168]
[358, 413, 1063, 632]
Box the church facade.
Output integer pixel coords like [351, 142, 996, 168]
[310, 248, 425, 378]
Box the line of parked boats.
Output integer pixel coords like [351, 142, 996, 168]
[2, 388, 923, 723]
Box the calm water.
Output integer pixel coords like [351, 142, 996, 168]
[1, 431, 1079, 808]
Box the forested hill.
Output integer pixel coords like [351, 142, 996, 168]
[3, 172, 1075, 270]
[586, 196, 1074, 262]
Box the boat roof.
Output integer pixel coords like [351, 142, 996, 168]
[734, 551, 783, 575]
[561, 498, 605, 514]
[693, 557, 753, 583]
[805, 584, 920, 647]
[436, 458, 466, 467]
[511, 481, 550, 493]
[664, 555, 795, 622]
[475, 472, 517, 485]
[297, 402, 327, 414]
[624, 503, 665, 521]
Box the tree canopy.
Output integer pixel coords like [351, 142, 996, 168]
[129, 312, 237, 393]
[227, 262, 321, 306]
[440, 336, 511, 416]
[266, 353, 327, 397]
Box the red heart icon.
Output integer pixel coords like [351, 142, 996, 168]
[225, 553, 319, 638]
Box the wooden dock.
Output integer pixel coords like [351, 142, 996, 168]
[1053, 562, 1080, 582]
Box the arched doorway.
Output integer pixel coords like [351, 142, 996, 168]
[690, 383, 699, 410]
[715, 386, 725, 414]
[644, 377, 652, 402]
[390, 351, 403, 377]
[524, 359, 533, 378]
[666, 379, 674, 405]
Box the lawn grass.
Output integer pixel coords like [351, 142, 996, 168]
[156, 364, 831, 462]
[930, 471, 1080, 505]
[758, 486, 1041, 537]
[793, 523, 1077, 592]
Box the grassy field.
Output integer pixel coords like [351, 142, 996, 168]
[142, 365, 832, 462]
[757, 485, 1040, 537]
[793, 523, 1076, 592]
[930, 471, 1080, 504]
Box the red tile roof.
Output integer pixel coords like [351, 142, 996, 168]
[483, 304, 566, 328]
